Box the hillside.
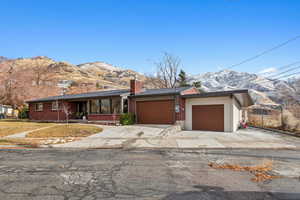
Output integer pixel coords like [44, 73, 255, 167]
[0, 56, 148, 106]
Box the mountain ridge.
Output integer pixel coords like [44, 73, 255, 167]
[0, 56, 299, 107]
[189, 69, 299, 105]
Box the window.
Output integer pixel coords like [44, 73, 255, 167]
[52, 101, 61, 111]
[123, 99, 128, 113]
[35, 103, 43, 111]
[89, 98, 122, 114]
[100, 99, 111, 114]
[90, 99, 100, 114]
[112, 98, 121, 114]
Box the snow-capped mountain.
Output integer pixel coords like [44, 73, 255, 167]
[78, 61, 122, 71]
[189, 69, 299, 105]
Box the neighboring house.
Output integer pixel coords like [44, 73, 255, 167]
[26, 80, 253, 132]
[0, 104, 13, 118]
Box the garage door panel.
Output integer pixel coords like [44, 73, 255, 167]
[192, 105, 224, 131]
[136, 100, 175, 124]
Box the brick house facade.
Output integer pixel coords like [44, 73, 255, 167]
[27, 79, 199, 124]
[27, 80, 253, 132]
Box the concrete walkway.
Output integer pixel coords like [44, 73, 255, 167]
[53, 126, 300, 149]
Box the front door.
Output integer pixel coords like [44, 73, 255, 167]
[77, 102, 87, 119]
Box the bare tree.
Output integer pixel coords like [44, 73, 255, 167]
[150, 52, 180, 88]
[0, 61, 23, 108]
[31, 57, 52, 86]
[62, 102, 72, 124]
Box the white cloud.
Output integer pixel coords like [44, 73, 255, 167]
[258, 67, 277, 74]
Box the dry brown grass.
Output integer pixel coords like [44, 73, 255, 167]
[0, 121, 55, 137]
[26, 124, 102, 138]
[209, 160, 279, 182]
[0, 138, 41, 148]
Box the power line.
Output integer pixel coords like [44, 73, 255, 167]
[275, 71, 300, 80]
[243, 61, 300, 85]
[254, 62, 300, 83]
[254, 67, 300, 84]
[227, 34, 300, 69]
[276, 61, 300, 71]
[266, 65, 300, 79]
[227, 61, 300, 85]
[258, 61, 300, 76]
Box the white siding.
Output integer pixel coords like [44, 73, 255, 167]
[232, 98, 241, 132]
[185, 96, 242, 132]
[185, 96, 233, 132]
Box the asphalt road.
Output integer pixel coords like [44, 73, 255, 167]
[0, 148, 300, 200]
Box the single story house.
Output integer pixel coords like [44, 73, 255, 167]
[26, 80, 253, 132]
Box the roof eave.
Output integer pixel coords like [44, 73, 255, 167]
[26, 94, 125, 103]
[128, 92, 180, 98]
[182, 89, 254, 107]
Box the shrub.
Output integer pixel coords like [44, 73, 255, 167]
[19, 107, 29, 119]
[120, 113, 135, 125]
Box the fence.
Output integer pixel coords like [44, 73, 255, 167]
[247, 105, 300, 134]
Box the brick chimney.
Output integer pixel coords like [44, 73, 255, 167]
[130, 79, 143, 95]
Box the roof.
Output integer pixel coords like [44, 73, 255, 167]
[182, 89, 254, 107]
[182, 89, 249, 98]
[26, 89, 130, 103]
[26, 86, 195, 103]
[131, 86, 194, 97]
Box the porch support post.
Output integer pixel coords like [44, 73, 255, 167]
[121, 97, 124, 114]
[87, 100, 90, 115]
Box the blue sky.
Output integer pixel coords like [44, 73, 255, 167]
[1, 0, 299, 75]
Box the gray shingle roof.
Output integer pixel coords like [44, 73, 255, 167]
[182, 89, 249, 98]
[26, 86, 195, 103]
[182, 89, 254, 107]
[26, 89, 130, 103]
[131, 86, 194, 97]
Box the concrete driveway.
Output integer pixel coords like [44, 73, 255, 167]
[173, 128, 300, 148]
[53, 125, 300, 149]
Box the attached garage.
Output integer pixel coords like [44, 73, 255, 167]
[192, 105, 224, 131]
[136, 100, 175, 124]
[184, 90, 254, 132]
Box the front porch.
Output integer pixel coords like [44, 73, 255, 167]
[68, 95, 128, 124]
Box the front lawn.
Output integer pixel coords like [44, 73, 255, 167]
[0, 123, 102, 147]
[0, 138, 40, 148]
[0, 120, 55, 137]
[26, 124, 102, 138]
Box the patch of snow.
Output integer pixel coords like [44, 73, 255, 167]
[78, 62, 122, 71]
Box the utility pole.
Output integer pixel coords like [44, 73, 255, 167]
[261, 109, 264, 128]
[281, 105, 284, 129]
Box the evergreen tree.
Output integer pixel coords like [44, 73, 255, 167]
[192, 81, 201, 88]
[177, 70, 190, 87]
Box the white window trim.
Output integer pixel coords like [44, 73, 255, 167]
[52, 101, 60, 111]
[35, 103, 43, 112]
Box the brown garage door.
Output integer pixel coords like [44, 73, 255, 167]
[192, 105, 224, 131]
[136, 100, 175, 124]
